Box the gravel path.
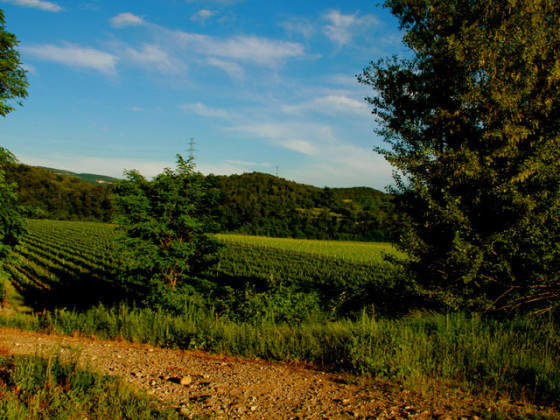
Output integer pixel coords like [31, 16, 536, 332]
[0, 327, 551, 419]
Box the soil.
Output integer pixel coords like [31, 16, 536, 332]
[0, 327, 556, 419]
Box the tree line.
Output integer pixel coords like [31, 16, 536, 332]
[3, 162, 394, 241]
[4, 163, 113, 222]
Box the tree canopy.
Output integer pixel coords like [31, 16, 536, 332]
[113, 155, 220, 311]
[0, 9, 28, 304]
[359, 0, 560, 313]
[0, 9, 28, 117]
[0, 147, 23, 259]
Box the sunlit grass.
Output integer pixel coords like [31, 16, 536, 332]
[0, 349, 179, 419]
[215, 233, 401, 264]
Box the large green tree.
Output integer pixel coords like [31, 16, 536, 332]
[0, 9, 28, 117]
[0, 9, 28, 305]
[0, 147, 24, 259]
[359, 0, 560, 312]
[113, 155, 220, 310]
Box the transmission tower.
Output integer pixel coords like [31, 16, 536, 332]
[188, 137, 197, 161]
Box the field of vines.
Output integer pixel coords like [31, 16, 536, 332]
[3, 220, 560, 408]
[5, 219, 408, 316]
[6, 219, 122, 310]
[215, 233, 400, 264]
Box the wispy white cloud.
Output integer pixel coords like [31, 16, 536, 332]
[22, 43, 118, 76]
[123, 43, 183, 74]
[280, 17, 315, 39]
[1, 0, 62, 12]
[173, 31, 305, 67]
[21, 63, 36, 74]
[229, 122, 339, 156]
[110, 12, 146, 28]
[191, 9, 216, 22]
[280, 139, 317, 155]
[282, 95, 369, 117]
[105, 19, 304, 78]
[206, 57, 244, 81]
[322, 10, 379, 47]
[212, 35, 304, 65]
[180, 102, 232, 119]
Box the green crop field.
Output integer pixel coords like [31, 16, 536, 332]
[5, 219, 121, 310]
[215, 233, 400, 264]
[2, 219, 560, 409]
[6, 220, 401, 315]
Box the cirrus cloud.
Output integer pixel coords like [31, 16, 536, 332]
[191, 9, 216, 22]
[282, 95, 369, 117]
[123, 43, 183, 74]
[22, 43, 118, 76]
[0, 0, 62, 12]
[181, 102, 232, 119]
[323, 10, 379, 47]
[110, 12, 146, 28]
[172, 31, 305, 67]
[228, 122, 340, 156]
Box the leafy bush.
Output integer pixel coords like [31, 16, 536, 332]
[113, 155, 220, 311]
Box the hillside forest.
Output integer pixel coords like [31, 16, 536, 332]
[4, 162, 394, 241]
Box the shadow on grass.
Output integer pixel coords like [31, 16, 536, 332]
[7, 260, 138, 313]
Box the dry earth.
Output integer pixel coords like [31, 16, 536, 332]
[0, 327, 556, 419]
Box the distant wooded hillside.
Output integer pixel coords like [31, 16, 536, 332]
[208, 172, 393, 241]
[5, 163, 113, 221]
[39, 167, 120, 185]
[6, 164, 393, 241]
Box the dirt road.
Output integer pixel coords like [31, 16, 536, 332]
[0, 328, 550, 419]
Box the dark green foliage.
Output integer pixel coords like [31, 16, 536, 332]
[5, 163, 113, 221]
[209, 243, 418, 318]
[0, 149, 25, 308]
[9, 219, 407, 318]
[0, 9, 27, 290]
[113, 156, 220, 311]
[8, 165, 393, 240]
[209, 172, 393, 241]
[39, 166, 119, 185]
[359, 0, 560, 312]
[0, 149, 24, 259]
[10, 219, 125, 311]
[5, 163, 394, 240]
[0, 9, 28, 117]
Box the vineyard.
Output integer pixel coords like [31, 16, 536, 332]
[215, 233, 399, 264]
[6, 219, 121, 310]
[2, 220, 560, 407]
[5, 219, 407, 316]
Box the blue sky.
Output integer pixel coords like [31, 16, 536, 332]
[0, 0, 406, 190]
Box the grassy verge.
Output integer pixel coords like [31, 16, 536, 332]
[1, 306, 558, 406]
[0, 347, 179, 419]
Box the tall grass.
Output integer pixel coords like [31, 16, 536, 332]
[2, 306, 558, 404]
[0, 348, 179, 419]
